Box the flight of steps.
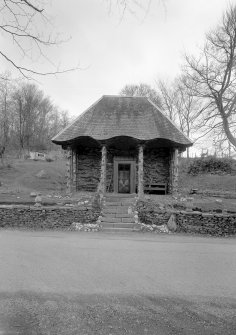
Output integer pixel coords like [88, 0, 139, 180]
[100, 193, 139, 232]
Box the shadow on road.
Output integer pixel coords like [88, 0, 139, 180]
[0, 291, 235, 335]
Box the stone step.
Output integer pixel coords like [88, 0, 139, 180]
[115, 213, 133, 218]
[105, 195, 136, 202]
[102, 217, 135, 223]
[101, 217, 123, 223]
[102, 222, 134, 228]
[105, 193, 136, 198]
[102, 227, 138, 232]
[105, 201, 134, 206]
[103, 213, 133, 218]
[122, 217, 135, 223]
[102, 214, 135, 223]
[103, 206, 130, 214]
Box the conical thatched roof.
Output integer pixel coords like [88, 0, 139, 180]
[52, 95, 192, 147]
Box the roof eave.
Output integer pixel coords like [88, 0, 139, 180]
[52, 135, 193, 148]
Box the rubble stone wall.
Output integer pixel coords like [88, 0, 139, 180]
[176, 211, 236, 236]
[137, 200, 236, 236]
[75, 147, 170, 193]
[144, 148, 170, 188]
[76, 147, 101, 192]
[0, 205, 100, 230]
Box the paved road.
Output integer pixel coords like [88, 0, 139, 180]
[0, 230, 235, 334]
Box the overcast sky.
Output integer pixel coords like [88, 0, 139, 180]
[0, 0, 233, 118]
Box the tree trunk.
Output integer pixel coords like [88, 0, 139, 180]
[172, 149, 179, 195]
[138, 145, 144, 198]
[222, 114, 236, 149]
[66, 148, 72, 194]
[98, 146, 107, 194]
[186, 147, 189, 159]
[72, 149, 77, 192]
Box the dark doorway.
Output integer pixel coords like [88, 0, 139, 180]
[114, 158, 136, 194]
[118, 164, 131, 193]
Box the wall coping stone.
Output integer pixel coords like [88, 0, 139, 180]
[0, 205, 30, 209]
[179, 211, 202, 216]
[0, 205, 90, 211]
[138, 205, 236, 219]
[178, 211, 236, 218]
[201, 213, 213, 217]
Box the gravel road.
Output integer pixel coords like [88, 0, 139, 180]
[0, 230, 235, 334]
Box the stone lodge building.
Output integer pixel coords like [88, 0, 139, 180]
[52, 95, 192, 196]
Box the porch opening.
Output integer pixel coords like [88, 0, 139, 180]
[118, 163, 131, 193]
[114, 158, 136, 194]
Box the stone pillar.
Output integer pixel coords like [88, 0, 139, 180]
[169, 149, 173, 194]
[172, 148, 179, 195]
[72, 149, 77, 192]
[66, 148, 72, 194]
[138, 144, 144, 198]
[98, 145, 107, 194]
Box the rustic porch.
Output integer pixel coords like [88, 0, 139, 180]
[64, 136, 180, 197]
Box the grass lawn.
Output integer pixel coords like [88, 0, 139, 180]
[0, 158, 67, 203]
[179, 173, 236, 193]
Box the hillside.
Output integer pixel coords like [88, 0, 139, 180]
[0, 158, 67, 203]
[179, 157, 236, 194]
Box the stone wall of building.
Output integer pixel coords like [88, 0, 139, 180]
[0, 205, 100, 230]
[76, 147, 101, 192]
[75, 146, 170, 194]
[106, 147, 170, 193]
[143, 148, 170, 187]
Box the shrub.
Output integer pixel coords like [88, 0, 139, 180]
[188, 157, 232, 176]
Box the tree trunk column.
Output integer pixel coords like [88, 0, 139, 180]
[98, 145, 107, 194]
[66, 148, 77, 193]
[72, 149, 77, 192]
[66, 148, 72, 194]
[169, 150, 173, 193]
[138, 145, 144, 198]
[172, 148, 179, 195]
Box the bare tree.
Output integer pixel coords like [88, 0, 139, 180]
[12, 89, 24, 155]
[0, 73, 71, 154]
[174, 76, 204, 157]
[184, 4, 236, 150]
[120, 83, 162, 107]
[0, 0, 77, 77]
[12, 82, 51, 154]
[212, 125, 236, 157]
[158, 77, 201, 157]
[106, 0, 153, 19]
[0, 145, 5, 164]
[0, 72, 14, 147]
[157, 80, 178, 121]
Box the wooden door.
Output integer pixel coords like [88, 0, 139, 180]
[114, 158, 136, 193]
[118, 164, 131, 193]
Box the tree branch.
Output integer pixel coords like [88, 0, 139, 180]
[21, 0, 43, 13]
